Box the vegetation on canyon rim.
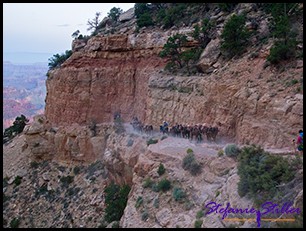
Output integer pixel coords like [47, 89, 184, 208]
[47, 3, 301, 75]
[3, 114, 29, 144]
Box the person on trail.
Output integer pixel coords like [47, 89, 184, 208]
[161, 121, 169, 134]
[296, 130, 303, 153]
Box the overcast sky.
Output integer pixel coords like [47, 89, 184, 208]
[3, 3, 135, 57]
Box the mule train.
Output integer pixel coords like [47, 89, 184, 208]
[131, 117, 219, 142]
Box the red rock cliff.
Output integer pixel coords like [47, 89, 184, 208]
[45, 32, 168, 126]
[45, 27, 303, 149]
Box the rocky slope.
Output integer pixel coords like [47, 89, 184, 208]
[3, 118, 303, 228]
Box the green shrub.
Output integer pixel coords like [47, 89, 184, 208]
[137, 12, 154, 28]
[182, 153, 195, 169]
[151, 183, 159, 192]
[147, 138, 158, 146]
[172, 187, 186, 201]
[182, 152, 202, 175]
[135, 3, 154, 28]
[143, 177, 154, 188]
[221, 14, 250, 58]
[215, 191, 221, 198]
[35, 184, 48, 197]
[135, 196, 143, 208]
[159, 33, 188, 71]
[285, 79, 299, 87]
[186, 148, 194, 154]
[157, 163, 166, 176]
[196, 210, 204, 219]
[30, 161, 39, 169]
[10, 217, 20, 228]
[153, 197, 159, 208]
[107, 7, 123, 22]
[267, 40, 296, 64]
[135, 3, 150, 18]
[48, 50, 72, 69]
[141, 210, 149, 221]
[237, 145, 295, 206]
[73, 166, 81, 175]
[189, 161, 202, 176]
[13, 176, 22, 187]
[104, 182, 131, 223]
[224, 143, 241, 158]
[264, 3, 298, 64]
[157, 178, 171, 192]
[3, 114, 29, 144]
[218, 149, 224, 157]
[194, 219, 203, 228]
[156, 4, 186, 29]
[60, 175, 74, 187]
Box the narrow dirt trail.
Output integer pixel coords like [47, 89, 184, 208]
[124, 123, 299, 159]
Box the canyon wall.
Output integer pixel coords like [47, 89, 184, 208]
[45, 29, 303, 149]
[45, 32, 170, 126]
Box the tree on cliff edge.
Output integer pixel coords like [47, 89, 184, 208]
[3, 114, 29, 144]
[87, 12, 102, 32]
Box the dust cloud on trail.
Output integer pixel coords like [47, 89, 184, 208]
[123, 123, 226, 157]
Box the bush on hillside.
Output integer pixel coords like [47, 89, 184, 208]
[104, 182, 131, 223]
[224, 143, 241, 158]
[182, 152, 202, 176]
[221, 14, 250, 58]
[3, 114, 29, 144]
[172, 187, 186, 201]
[48, 50, 72, 69]
[157, 163, 166, 176]
[237, 144, 295, 206]
[157, 178, 171, 192]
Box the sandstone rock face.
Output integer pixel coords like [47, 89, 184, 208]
[45, 19, 303, 150]
[24, 115, 111, 164]
[45, 33, 166, 127]
[146, 55, 303, 149]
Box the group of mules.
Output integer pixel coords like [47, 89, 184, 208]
[168, 123, 219, 142]
[131, 117, 219, 142]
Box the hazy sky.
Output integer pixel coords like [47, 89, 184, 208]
[3, 3, 135, 56]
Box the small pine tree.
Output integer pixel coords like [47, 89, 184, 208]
[221, 14, 250, 58]
[159, 33, 188, 69]
[157, 163, 166, 176]
[48, 50, 72, 69]
[108, 7, 123, 22]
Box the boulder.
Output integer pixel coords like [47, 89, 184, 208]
[196, 38, 221, 73]
[119, 8, 135, 22]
